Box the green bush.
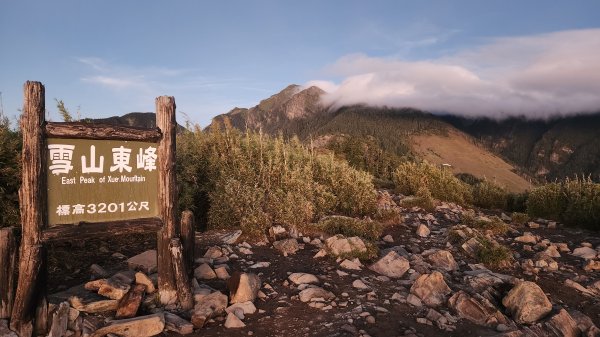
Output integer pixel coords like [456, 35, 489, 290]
[0, 118, 21, 228]
[177, 124, 377, 237]
[315, 216, 382, 241]
[476, 238, 512, 268]
[471, 180, 508, 210]
[392, 161, 472, 205]
[527, 176, 600, 229]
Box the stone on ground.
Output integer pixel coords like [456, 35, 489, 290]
[135, 272, 156, 294]
[273, 238, 300, 255]
[224, 312, 246, 328]
[127, 250, 157, 274]
[228, 272, 261, 304]
[194, 263, 217, 280]
[226, 301, 257, 315]
[288, 272, 320, 285]
[410, 271, 452, 307]
[298, 287, 335, 302]
[427, 250, 458, 272]
[325, 235, 367, 256]
[89, 313, 165, 337]
[221, 230, 242, 244]
[164, 312, 194, 335]
[448, 290, 510, 327]
[369, 251, 410, 278]
[191, 291, 228, 328]
[573, 247, 597, 260]
[416, 224, 430, 237]
[502, 281, 552, 324]
[544, 309, 580, 337]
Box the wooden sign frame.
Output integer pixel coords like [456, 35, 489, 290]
[9, 81, 193, 337]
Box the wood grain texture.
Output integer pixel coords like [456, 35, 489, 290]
[11, 81, 48, 337]
[0, 227, 18, 319]
[156, 96, 178, 305]
[180, 211, 195, 276]
[169, 238, 193, 310]
[45, 122, 162, 141]
[41, 218, 163, 243]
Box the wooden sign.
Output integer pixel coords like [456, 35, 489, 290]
[47, 138, 159, 226]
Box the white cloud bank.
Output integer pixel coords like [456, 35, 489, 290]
[306, 29, 600, 119]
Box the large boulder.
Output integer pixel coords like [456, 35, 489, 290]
[369, 251, 410, 278]
[410, 272, 452, 307]
[325, 235, 367, 256]
[227, 272, 261, 304]
[502, 281, 552, 324]
[545, 309, 580, 337]
[427, 250, 458, 272]
[448, 290, 510, 327]
[191, 292, 228, 328]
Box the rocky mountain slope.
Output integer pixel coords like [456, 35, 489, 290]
[37, 192, 600, 337]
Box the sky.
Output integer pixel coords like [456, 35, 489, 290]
[1, 1, 600, 126]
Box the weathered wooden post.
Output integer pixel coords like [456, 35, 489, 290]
[0, 227, 18, 319]
[156, 96, 178, 305]
[11, 81, 48, 337]
[169, 238, 194, 310]
[180, 210, 195, 276]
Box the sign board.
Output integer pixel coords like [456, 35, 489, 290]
[47, 138, 159, 226]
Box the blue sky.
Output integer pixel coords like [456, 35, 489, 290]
[1, 1, 600, 125]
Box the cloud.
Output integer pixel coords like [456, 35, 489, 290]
[308, 29, 600, 119]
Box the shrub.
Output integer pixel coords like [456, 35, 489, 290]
[511, 212, 529, 225]
[315, 216, 382, 241]
[476, 238, 512, 268]
[471, 180, 508, 210]
[392, 161, 471, 205]
[461, 211, 510, 235]
[177, 124, 377, 238]
[0, 118, 21, 228]
[527, 176, 600, 229]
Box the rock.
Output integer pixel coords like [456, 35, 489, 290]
[126, 250, 157, 274]
[528, 222, 540, 229]
[448, 290, 510, 327]
[226, 301, 257, 315]
[48, 301, 69, 337]
[215, 266, 231, 280]
[298, 287, 335, 302]
[382, 235, 394, 243]
[427, 250, 458, 272]
[89, 264, 109, 278]
[543, 246, 562, 258]
[221, 230, 242, 244]
[325, 235, 367, 256]
[502, 281, 552, 324]
[573, 247, 598, 260]
[462, 238, 483, 257]
[228, 272, 261, 304]
[515, 233, 537, 244]
[249, 262, 270, 268]
[194, 263, 217, 280]
[416, 224, 430, 237]
[564, 279, 597, 297]
[272, 238, 300, 255]
[191, 291, 228, 328]
[204, 246, 223, 259]
[224, 312, 246, 328]
[85, 276, 131, 300]
[406, 294, 423, 307]
[135, 272, 156, 294]
[313, 249, 327, 258]
[584, 260, 600, 272]
[410, 272, 452, 307]
[352, 279, 370, 290]
[90, 313, 165, 337]
[115, 284, 145, 319]
[164, 312, 194, 335]
[340, 259, 362, 270]
[288, 273, 319, 285]
[269, 225, 287, 240]
[545, 309, 580, 337]
[369, 251, 410, 278]
[0, 320, 18, 337]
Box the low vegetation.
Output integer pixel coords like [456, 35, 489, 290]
[177, 124, 377, 238]
[476, 238, 512, 268]
[315, 216, 383, 241]
[527, 176, 600, 229]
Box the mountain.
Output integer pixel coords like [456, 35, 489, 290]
[442, 114, 600, 182]
[209, 85, 533, 192]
